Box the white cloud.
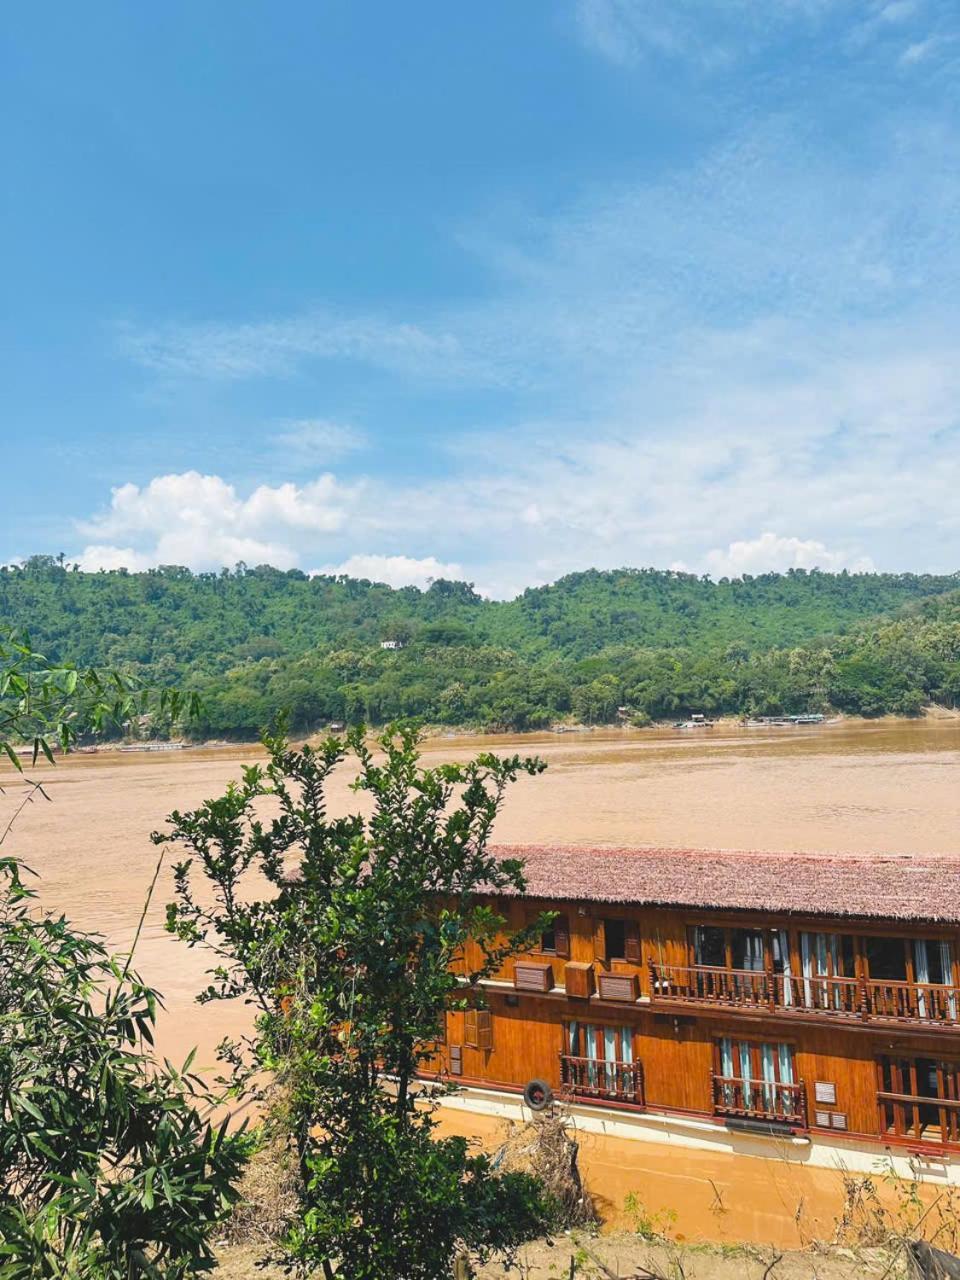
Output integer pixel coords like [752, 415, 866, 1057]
[704, 533, 875, 578]
[899, 36, 944, 63]
[70, 323, 960, 595]
[75, 470, 358, 572]
[76, 545, 154, 573]
[574, 0, 942, 69]
[573, 0, 841, 68]
[118, 311, 486, 385]
[316, 554, 465, 591]
[271, 420, 366, 459]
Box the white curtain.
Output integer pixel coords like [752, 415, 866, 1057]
[619, 1029, 634, 1090]
[775, 930, 793, 1006]
[801, 931, 844, 1009]
[739, 1040, 753, 1108]
[914, 939, 930, 1018]
[778, 1043, 794, 1084]
[913, 940, 956, 1019]
[760, 1043, 776, 1113]
[719, 1036, 735, 1108]
[603, 1025, 618, 1091]
[801, 932, 814, 1007]
[942, 941, 957, 1019]
[583, 1023, 598, 1085]
[743, 932, 765, 971]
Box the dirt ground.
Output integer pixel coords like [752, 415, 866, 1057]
[215, 1234, 901, 1279]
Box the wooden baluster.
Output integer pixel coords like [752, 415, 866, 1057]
[859, 975, 871, 1022]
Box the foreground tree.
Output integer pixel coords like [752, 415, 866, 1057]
[159, 724, 554, 1279]
[0, 857, 249, 1279]
[0, 636, 242, 1278]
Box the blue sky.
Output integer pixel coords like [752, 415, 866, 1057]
[3, 0, 959, 596]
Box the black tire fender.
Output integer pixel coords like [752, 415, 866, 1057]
[523, 1078, 553, 1111]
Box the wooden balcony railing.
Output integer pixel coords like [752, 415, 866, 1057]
[878, 1090, 960, 1145]
[652, 963, 774, 1007]
[781, 973, 862, 1017]
[651, 963, 960, 1027]
[867, 979, 960, 1025]
[559, 1053, 643, 1105]
[712, 1074, 807, 1127]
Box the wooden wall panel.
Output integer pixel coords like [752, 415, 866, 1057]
[635, 1014, 715, 1114]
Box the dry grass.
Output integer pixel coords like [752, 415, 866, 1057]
[492, 1112, 599, 1230]
[215, 1232, 904, 1280]
[220, 1134, 300, 1246]
[832, 1166, 960, 1255]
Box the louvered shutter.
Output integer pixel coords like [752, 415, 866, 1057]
[450, 1045, 463, 1075]
[554, 915, 570, 959]
[593, 918, 606, 962]
[464, 1009, 478, 1048]
[477, 1009, 493, 1051]
[624, 921, 641, 964]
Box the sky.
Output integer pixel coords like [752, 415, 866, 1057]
[2, 0, 959, 598]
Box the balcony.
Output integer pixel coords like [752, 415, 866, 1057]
[712, 1074, 807, 1127]
[559, 1053, 644, 1106]
[650, 964, 960, 1028]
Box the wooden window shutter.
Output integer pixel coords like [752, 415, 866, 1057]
[554, 915, 570, 959]
[593, 918, 606, 962]
[624, 921, 641, 964]
[476, 1009, 493, 1051]
[464, 1009, 479, 1048]
[450, 1044, 463, 1075]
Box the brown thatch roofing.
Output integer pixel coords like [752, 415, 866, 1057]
[490, 844, 960, 925]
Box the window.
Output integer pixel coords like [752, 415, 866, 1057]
[562, 1022, 640, 1101]
[693, 925, 725, 967]
[915, 938, 955, 987]
[691, 925, 771, 972]
[799, 932, 857, 1012]
[730, 929, 765, 972]
[539, 914, 569, 958]
[864, 936, 908, 982]
[878, 1056, 960, 1145]
[604, 918, 626, 962]
[596, 918, 640, 965]
[714, 1037, 801, 1123]
[862, 936, 954, 986]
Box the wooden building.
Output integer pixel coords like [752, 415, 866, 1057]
[437, 845, 960, 1176]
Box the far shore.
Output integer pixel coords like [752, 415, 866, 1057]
[17, 703, 959, 760]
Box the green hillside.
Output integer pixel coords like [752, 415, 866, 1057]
[2, 556, 958, 735]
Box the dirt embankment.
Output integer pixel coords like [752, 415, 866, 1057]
[215, 1234, 901, 1280]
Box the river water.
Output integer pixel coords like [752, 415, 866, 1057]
[3, 717, 958, 1244]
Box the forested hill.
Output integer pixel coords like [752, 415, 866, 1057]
[2, 557, 959, 734]
[3, 557, 958, 667]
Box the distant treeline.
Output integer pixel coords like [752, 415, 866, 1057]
[2, 556, 959, 734]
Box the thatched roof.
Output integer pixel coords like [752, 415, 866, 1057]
[490, 844, 960, 925]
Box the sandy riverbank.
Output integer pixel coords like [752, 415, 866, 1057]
[24, 704, 960, 761]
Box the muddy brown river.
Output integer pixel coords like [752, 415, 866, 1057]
[3, 717, 958, 1245]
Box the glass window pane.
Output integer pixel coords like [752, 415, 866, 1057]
[694, 925, 725, 967]
[731, 929, 765, 971]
